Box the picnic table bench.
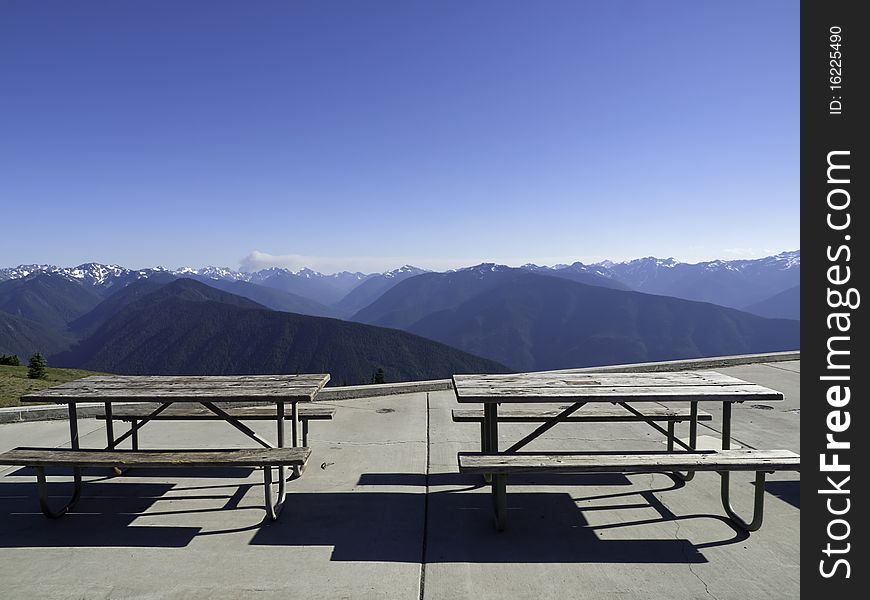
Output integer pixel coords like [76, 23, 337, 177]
[95, 404, 336, 449]
[453, 405, 713, 452]
[452, 370, 800, 531]
[0, 374, 330, 521]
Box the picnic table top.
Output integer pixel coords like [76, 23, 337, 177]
[452, 370, 784, 404]
[21, 374, 331, 404]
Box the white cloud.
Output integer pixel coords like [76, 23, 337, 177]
[722, 247, 781, 259]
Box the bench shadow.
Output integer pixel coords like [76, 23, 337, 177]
[7, 466, 256, 479]
[0, 464, 272, 548]
[358, 472, 633, 488]
[0, 470, 755, 561]
[761, 479, 800, 509]
[424, 489, 710, 564]
[0, 481, 202, 548]
[249, 470, 732, 564]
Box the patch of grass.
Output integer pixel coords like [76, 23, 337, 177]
[0, 365, 107, 408]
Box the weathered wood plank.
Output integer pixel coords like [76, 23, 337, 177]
[457, 449, 800, 474]
[36, 383, 323, 392]
[454, 386, 782, 403]
[95, 405, 336, 421]
[455, 370, 760, 388]
[23, 394, 320, 403]
[21, 381, 328, 390]
[21, 374, 331, 403]
[452, 406, 712, 422]
[0, 447, 310, 468]
[36, 375, 329, 388]
[452, 371, 783, 403]
[40, 380, 326, 390]
[51, 374, 329, 383]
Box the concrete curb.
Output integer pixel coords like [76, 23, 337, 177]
[0, 403, 109, 424]
[0, 351, 799, 424]
[316, 379, 453, 401]
[563, 350, 801, 373]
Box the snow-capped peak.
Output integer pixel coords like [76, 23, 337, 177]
[770, 250, 800, 269]
[384, 265, 426, 278]
[293, 267, 322, 278]
[186, 266, 250, 281]
[458, 263, 514, 276]
[65, 263, 129, 285]
[0, 264, 57, 280]
[0, 263, 133, 285]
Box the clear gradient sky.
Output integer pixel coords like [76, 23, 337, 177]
[0, 0, 799, 273]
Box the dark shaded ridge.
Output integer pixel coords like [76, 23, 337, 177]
[372, 272, 799, 371]
[742, 285, 800, 320]
[52, 279, 510, 385]
[0, 311, 73, 358]
[0, 272, 102, 331]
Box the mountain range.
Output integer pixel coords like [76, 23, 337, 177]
[596, 251, 800, 309]
[358, 271, 799, 371]
[743, 284, 800, 320]
[0, 251, 800, 379]
[0, 250, 799, 315]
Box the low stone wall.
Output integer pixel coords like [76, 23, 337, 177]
[0, 351, 799, 423]
[563, 350, 800, 373]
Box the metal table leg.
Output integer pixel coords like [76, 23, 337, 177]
[291, 401, 302, 478]
[484, 403, 507, 530]
[719, 401, 769, 531]
[673, 402, 698, 482]
[481, 405, 492, 484]
[104, 402, 127, 476]
[265, 400, 288, 520]
[104, 402, 115, 448]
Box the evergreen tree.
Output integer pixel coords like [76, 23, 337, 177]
[373, 367, 385, 384]
[0, 354, 21, 366]
[27, 352, 47, 379]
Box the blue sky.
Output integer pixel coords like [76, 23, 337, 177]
[0, 1, 799, 273]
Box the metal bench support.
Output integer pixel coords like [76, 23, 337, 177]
[262, 464, 287, 521]
[718, 401, 768, 531]
[35, 466, 82, 518]
[35, 403, 83, 518]
[721, 470, 768, 532]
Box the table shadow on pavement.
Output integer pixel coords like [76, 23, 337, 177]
[0, 481, 202, 548]
[0, 464, 270, 548]
[249, 471, 731, 564]
[357, 472, 634, 488]
[761, 479, 800, 509]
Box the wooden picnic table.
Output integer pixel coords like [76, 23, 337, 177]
[14, 373, 330, 519]
[452, 370, 797, 531]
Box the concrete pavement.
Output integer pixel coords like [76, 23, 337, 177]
[0, 360, 800, 599]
